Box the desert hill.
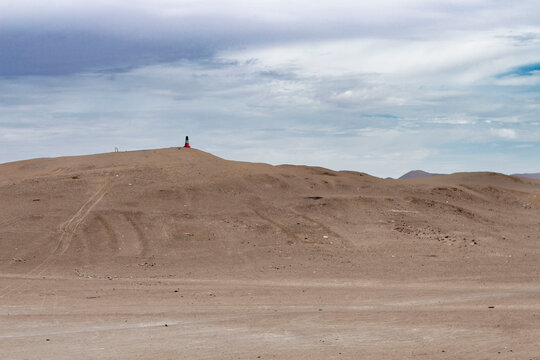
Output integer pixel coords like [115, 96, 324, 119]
[2, 148, 540, 359]
[1, 147, 539, 281]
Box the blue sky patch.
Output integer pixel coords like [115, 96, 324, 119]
[498, 62, 540, 77]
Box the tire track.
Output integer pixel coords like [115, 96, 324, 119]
[54, 182, 108, 255]
[251, 209, 298, 243]
[0, 181, 109, 299]
[96, 215, 120, 253]
[253, 208, 348, 246]
[123, 212, 149, 257]
[294, 213, 351, 248]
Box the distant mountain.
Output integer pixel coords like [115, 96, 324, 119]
[399, 170, 445, 179]
[398, 170, 540, 180]
[510, 173, 540, 179]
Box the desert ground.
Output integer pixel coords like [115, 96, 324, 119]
[0, 148, 539, 359]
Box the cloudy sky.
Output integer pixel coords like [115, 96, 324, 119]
[1, 0, 539, 177]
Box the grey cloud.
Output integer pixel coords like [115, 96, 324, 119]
[3, 1, 540, 76]
[0, 30, 217, 76]
[502, 32, 540, 46]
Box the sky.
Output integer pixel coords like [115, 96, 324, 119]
[0, 0, 539, 178]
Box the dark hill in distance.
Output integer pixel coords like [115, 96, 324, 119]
[511, 172, 540, 179]
[400, 170, 540, 180]
[398, 170, 445, 179]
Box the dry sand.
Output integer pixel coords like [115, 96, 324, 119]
[0, 148, 539, 359]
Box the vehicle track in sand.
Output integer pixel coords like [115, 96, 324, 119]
[54, 182, 109, 255]
[95, 215, 120, 253]
[123, 212, 149, 257]
[0, 181, 109, 298]
[251, 209, 298, 244]
[252, 208, 349, 248]
[294, 213, 349, 247]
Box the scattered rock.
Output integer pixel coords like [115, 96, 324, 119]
[138, 262, 155, 267]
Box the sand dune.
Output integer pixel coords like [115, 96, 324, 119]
[1, 148, 539, 359]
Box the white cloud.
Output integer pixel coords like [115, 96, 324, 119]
[222, 27, 540, 82]
[490, 128, 517, 139]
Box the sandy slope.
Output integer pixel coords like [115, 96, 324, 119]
[1, 148, 539, 359]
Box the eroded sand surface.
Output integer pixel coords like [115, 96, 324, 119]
[1, 148, 539, 359]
